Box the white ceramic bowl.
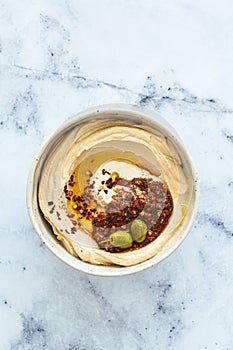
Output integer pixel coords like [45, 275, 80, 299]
[27, 104, 199, 276]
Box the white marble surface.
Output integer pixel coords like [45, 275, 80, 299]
[1, 1, 233, 349]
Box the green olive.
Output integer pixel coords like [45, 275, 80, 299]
[131, 219, 147, 243]
[109, 231, 133, 249]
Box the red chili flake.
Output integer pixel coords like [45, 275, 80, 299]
[71, 227, 77, 233]
[56, 211, 61, 220]
[106, 177, 113, 187]
[49, 205, 55, 214]
[102, 169, 110, 175]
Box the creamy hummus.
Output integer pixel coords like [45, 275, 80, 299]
[38, 116, 192, 267]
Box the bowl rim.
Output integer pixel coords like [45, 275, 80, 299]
[26, 103, 199, 276]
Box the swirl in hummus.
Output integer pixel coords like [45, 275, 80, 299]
[38, 115, 193, 266]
